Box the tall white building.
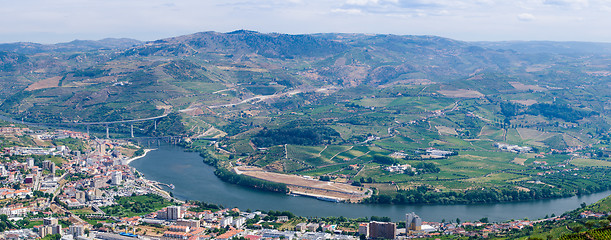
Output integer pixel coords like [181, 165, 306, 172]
[111, 171, 122, 185]
[0, 165, 7, 177]
[42, 160, 55, 174]
[69, 225, 84, 237]
[220, 216, 233, 227]
[27, 158, 34, 168]
[406, 212, 422, 231]
[167, 206, 182, 220]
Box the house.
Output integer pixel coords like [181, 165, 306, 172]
[306, 223, 319, 232]
[215, 229, 243, 240]
[295, 222, 307, 232]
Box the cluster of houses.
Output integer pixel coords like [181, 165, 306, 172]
[579, 211, 609, 219]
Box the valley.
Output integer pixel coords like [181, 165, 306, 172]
[0, 31, 610, 205]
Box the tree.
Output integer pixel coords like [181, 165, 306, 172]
[456, 218, 461, 224]
[372, 155, 398, 165]
[571, 225, 583, 233]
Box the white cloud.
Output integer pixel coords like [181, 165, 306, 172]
[543, 0, 590, 9]
[346, 0, 379, 5]
[517, 13, 536, 21]
[331, 8, 363, 14]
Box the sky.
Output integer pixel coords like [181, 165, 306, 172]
[2, 0, 611, 44]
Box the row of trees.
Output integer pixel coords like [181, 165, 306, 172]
[364, 186, 572, 205]
[252, 126, 340, 147]
[214, 168, 289, 193]
[500, 101, 598, 123]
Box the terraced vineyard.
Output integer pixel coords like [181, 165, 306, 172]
[1, 31, 610, 204]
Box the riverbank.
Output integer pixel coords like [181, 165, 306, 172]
[123, 148, 155, 165]
[126, 148, 183, 204]
[127, 144, 611, 222]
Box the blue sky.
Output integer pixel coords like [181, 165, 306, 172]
[2, 0, 611, 43]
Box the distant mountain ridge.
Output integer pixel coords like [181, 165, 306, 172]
[0, 30, 609, 123]
[0, 38, 143, 54]
[125, 30, 348, 58]
[474, 41, 611, 55]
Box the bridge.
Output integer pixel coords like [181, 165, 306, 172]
[70, 113, 170, 138]
[3, 111, 171, 139]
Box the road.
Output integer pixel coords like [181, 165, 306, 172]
[207, 89, 305, 109]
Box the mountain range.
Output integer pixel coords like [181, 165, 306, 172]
[0, 30, 609, 123]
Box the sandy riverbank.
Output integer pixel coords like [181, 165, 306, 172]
[235, 166, 370, 202]
[124, 148, 155, 165]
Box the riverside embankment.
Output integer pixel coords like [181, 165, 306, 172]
[129, 144, 611, 222]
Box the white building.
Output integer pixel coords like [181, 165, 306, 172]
[27, 158, 34, 168]
[406, 212, 422, 231]
[233, 217, 246, 228]
[111, 171, 122, 185]
[220, 216, 233, 227]
[167, 206, 182, 220]
[69, 225, 84, 237]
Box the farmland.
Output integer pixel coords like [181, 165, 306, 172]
[186, 80, 611, 204]
[1, 31, 610, 205]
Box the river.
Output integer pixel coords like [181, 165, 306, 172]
[130, 144, 611, 222]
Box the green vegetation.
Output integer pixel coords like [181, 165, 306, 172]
[0, 214, 17, 232]
[186, 200, 222, 212]
[214, 168, 288, 193]
[52, 137, 86, 152]
[253, 126, 341, 147]
[100, 193, 171, 217]
[2, 31, 611, 206]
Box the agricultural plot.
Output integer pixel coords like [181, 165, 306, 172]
[386, 96, 455, 112]
[570, 158, 611, 167]
[319, 145, 354, 162]
[231, 140, 255, 153]
[462, 172, 525, 185]
[181, 77, 611, 205]
[517, 128, 554, 141]
[331, 124, 389, 140]
[286, 145, 324, 162]
[335, 146, 370, 160]
[435, 125, 458, 135]
[505, 128, 525, 145]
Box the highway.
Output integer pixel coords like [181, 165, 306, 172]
[71, 112, 170, 125]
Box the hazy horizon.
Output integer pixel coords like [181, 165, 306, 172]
[4, 0, 611, 44]
[5, 30, 611, 45]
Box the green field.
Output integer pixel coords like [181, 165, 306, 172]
[100, 194, 172, 218]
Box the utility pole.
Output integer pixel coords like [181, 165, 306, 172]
[106, 126, 110, 139]
[131, 124, 134, 138]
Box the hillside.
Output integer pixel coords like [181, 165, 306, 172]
[0, 31, 610, 204]
[0, 31, 609, 123]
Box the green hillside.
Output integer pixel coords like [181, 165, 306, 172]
[1, 31, 610, 204]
